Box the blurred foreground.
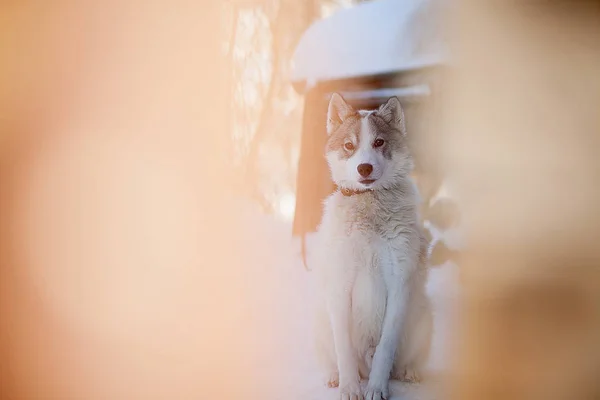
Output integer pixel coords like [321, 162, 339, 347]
[1, 1, 599, 400]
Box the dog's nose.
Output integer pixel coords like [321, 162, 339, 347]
[357, 163, 373, 177]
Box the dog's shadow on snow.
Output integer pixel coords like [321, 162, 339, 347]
[386, 380, 432, 400]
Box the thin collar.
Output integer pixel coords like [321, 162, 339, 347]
[339, 187, 374, 197]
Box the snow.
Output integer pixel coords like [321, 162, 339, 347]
[238, 206, 459, 399]
[291, 0, 446, 88]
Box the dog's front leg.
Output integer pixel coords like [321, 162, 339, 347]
[327, 283, 362, 400]
[365, 272, 409, 400]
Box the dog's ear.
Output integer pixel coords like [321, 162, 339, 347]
[378, 97, 406, 134]
[327, 93, 354, 135]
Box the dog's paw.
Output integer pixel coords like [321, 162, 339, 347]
[339, 379, 363, 400]
[401, 367, 421, 384]
[364, 380, 388, 400]
[391, 365, 422, 383]
[326, 371, 339, 388]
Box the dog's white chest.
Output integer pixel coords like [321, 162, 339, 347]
[345, 232, 395, 347]
[345, 228, 400, 276]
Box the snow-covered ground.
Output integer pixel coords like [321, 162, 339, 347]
[239, 208, 459, 400]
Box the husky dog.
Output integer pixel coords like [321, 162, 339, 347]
[314, 94, 432, 400]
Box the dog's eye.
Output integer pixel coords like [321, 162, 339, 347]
[373, 139, 385, 148]
[344, 142, 355, 151]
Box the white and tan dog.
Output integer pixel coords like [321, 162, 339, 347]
[314, 94, 432, 400]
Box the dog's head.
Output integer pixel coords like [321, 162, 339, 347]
[325, 93, 412, 190]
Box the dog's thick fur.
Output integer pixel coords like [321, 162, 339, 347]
[314, 94, 432, 400]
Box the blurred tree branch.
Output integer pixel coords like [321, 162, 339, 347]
[243, 4, 282, 213]
[228, 0, 357, 213]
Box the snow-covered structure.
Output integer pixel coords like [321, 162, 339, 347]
[292, 0, 450, 248]
[291, 0, 445, 91]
